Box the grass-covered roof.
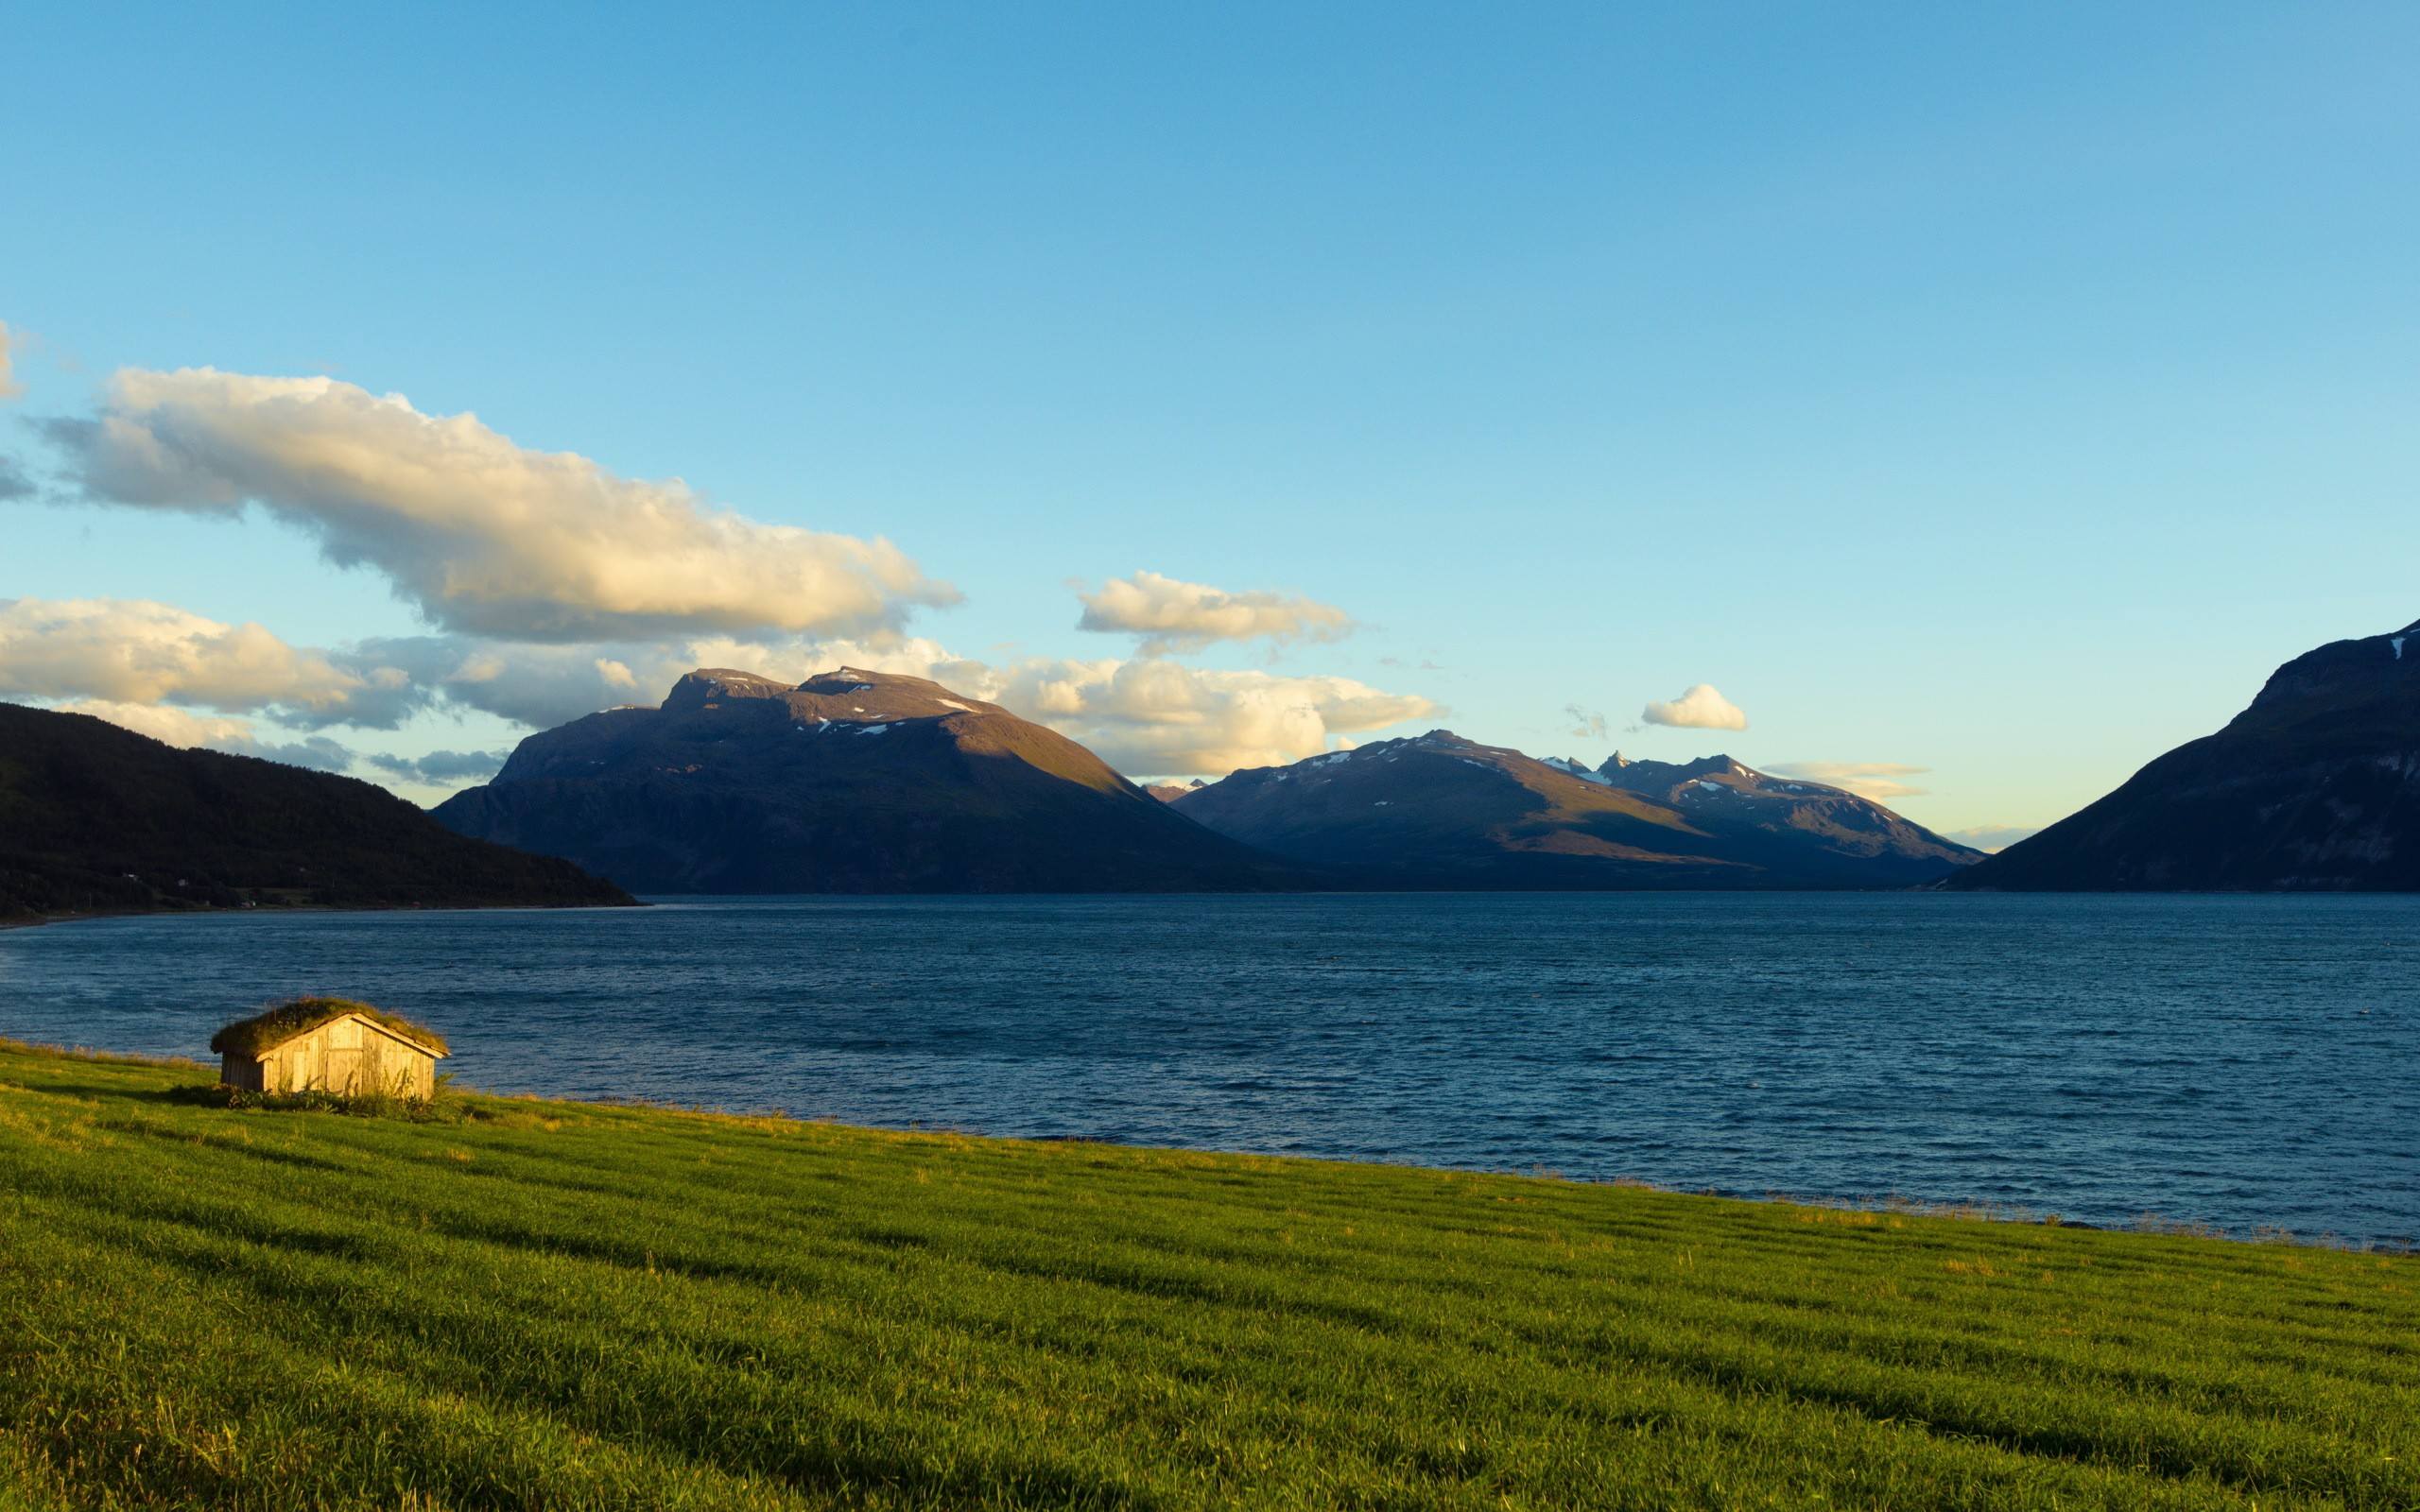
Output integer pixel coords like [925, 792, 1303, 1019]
[209, 997, 450, 1057]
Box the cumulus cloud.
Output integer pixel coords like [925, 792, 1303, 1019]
[0, 321, 21, 401]
[54, 698, 354, 772]
[980, 658, 1435, 776]
[1640, 683, 1748, 730]
[1765, 761, 1931, 801]
[1942, 822, 2040, 853]
[1564, 704, 1608, 741]
[43, 367, 958, 642]
[1076, 571, 1355, 655]
[0, 597, 418, 725]
[367, 747, 511, 784]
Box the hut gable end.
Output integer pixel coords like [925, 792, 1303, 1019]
[213, 998, 448, 1100]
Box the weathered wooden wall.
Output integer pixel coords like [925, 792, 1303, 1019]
[220, 1014, 439, 1098]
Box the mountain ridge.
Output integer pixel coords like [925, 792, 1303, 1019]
[1172, 730, 1977, 888]
[1948, 620, 2420, 890]
[0, 702, 634, 919]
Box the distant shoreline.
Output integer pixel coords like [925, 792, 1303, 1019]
[0, 899, 651, 933]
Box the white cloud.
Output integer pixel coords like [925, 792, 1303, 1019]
[45, 367, 958, 641]
[1564, 704, 1608, 741]
[979, 658, 1435, 776]
[1641, 683, 1748, 730]
[367, 747, 511, 783]
[1942, 822, 2040, 853]
[0, 597, 403, 722]
[1766, 761, 1930, 801]
[0, 321, 22, 401]
[1076, 571, 1355, 654]
[54, 698, 354, 772]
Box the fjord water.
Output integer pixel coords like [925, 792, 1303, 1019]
[4, 893, 2412, 1243]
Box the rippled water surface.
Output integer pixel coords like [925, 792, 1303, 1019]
[4, 893, 2414, 1240]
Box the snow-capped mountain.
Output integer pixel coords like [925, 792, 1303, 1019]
[435, 668, 1292, 893]
[1172, 732, 1978, 888]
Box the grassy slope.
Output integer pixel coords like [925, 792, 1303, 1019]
[0, 1042, 2412, 1511]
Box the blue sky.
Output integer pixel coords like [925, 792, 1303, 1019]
[6, 2, 2417, 841]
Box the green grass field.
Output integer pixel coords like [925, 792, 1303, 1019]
[0, 1040, 2413, 1510]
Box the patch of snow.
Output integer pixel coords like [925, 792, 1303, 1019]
[852, 705, 867, 713]
[846, 683, 873, 693]
[1695, 780, 1723, 793]
[1373, 800, 1392, 806]
[937, 698, 977, 712]
[855, 724, 890, 736]
[2394, 636, 2407, 662]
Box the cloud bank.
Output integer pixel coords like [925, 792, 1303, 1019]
[54, 698, 354, 772]
[982, 658, 1434, 775]
[3, 595, 1436, 784]
[0, 321, 22, 401]
[368, 747, 512, 783]
[44, 367, 958, 642]
[1640, 683, 1748, 730]
[1766, 761, 1930, 801]
[1077, 571, 1355, 654]
[0, 597, 408, 723]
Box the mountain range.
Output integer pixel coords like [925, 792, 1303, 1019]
[432, 668, 1295, 892]
[36, 613, 2409, 905]
[1172, 734, 1978, 888]
[1950, 620, 2420, 890]
[432, 669, 1977, 892]
[0, 703, 632, 919]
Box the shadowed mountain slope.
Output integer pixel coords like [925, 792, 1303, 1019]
[0, 703, 633, 918]
[1950, 620, 2420, 890]
[433, 669, 1296, 893]
[1173, 731, 1977, 888]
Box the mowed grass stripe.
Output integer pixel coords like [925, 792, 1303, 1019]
[1, 1041, 2414, 1509]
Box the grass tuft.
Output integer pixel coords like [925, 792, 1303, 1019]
[165, 1081, 470, 1124]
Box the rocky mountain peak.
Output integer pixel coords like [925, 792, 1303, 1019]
[2242, 620, 2420, 714]
[663, 668, 795, 709]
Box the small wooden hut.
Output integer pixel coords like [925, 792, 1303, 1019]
[212, 997, 449, 1098]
